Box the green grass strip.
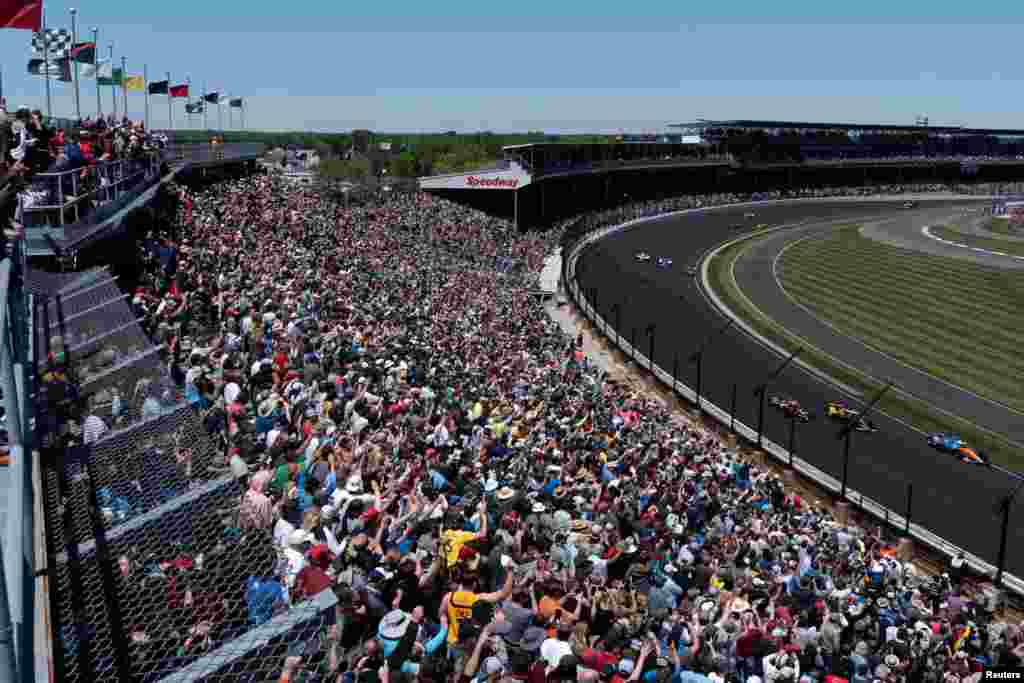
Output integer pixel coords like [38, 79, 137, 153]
[929, 225, 1024, 257]
[706, 227, 1024, 470]
[984, 217, 1018, 237]
[779, 226, 1024, 411]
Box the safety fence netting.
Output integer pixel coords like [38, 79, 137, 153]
[28, 266, 327, 682]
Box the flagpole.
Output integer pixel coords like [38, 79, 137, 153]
[217, 93, 222, 133]
[144, 64, 149, 130]
[167, 71, 172, 131]
[108, 43, 115, 119]
[70, 8, 81, 121]
[228, 97, 232, 130]
[92, 27, 101, 117]
[202, 80, 208, 132]
[43, 11, 53, 119]
[186, 76, 192, 129]
[121, 56, 127, 121]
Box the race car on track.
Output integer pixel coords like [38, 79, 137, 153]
[927, 433, 990, 465]
[769, 395, 814, 422]
[730, 223, 745, 230]
[754, 223, 770, 230]
[903, 201, 918, 209]
[656, 256, 673, 269]
[685, 266, 698, 276]
[635, 252, 651, 262]
[825, 401, 878, 433]
[744, 212, 757, 219]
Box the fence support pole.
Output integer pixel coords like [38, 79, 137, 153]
[840, 430, 852, 500]
[647, 326, 655, 374]
[787, 417, 796, 468]
[730, 383, 737, 434]
[904, 483, 913, 536]
[755, 387, 767, 449]
[672, 354, 678, 392]
[694, 351, 703, 412]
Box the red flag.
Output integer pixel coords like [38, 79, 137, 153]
[0, 0, 41, 30]
[169, 84, 189, 98]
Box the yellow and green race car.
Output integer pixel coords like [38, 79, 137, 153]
[825, 401, 878, 433]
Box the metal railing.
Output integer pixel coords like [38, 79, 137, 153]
[21, 154, 162, 228]
[561, 196, 1024, 600]
[1, 232, 38, 683]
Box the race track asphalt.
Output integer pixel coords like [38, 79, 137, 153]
[574, 199, 1024, 577]
[734, 209, 1024, 443]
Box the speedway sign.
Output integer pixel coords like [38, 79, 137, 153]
[466, 175, 520, 189]
[419, 170, 531, 191]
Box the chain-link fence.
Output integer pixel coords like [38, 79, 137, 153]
[31, 263, 341, 682]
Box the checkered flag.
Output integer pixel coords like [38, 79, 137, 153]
[31, 29, 73, 57]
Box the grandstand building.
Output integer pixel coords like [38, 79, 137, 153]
[671, 119, 1024, 162]
[419, 119, 1024, 230]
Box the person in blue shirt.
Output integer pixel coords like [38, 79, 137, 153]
[246, 547, 287, 626]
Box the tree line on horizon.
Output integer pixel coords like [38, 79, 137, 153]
[170, 129, 610, 179]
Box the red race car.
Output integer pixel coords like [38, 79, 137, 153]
[769, 395, 814, 423]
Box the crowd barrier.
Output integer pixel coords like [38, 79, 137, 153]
[561, 197, 1024, 600]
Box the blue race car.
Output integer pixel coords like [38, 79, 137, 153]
[927, 433, 988, 465]
[656, 256, 673, 269]
[927, 433, 964, 452]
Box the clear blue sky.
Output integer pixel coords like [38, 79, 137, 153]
[2, 1, 1023, 133]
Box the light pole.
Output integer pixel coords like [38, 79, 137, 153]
[753, 348, 803, 449]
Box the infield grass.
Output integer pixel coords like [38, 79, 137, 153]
[984, 217, 1018, 237]
[928, 225, 1024, 258]
[778, 226, 1024, 412]
[707, 226, 1024, 469]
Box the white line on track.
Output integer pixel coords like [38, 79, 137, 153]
[921, 225, 1024, 262]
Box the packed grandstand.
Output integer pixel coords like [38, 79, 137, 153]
[8, 101, 1024, 683]
[9, 170, 1020, 683]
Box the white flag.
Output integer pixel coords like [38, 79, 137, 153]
[81, 58, 110, 79]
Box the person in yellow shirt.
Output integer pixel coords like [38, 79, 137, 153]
[441, 571, 514, 674]
[440, 500, 488, 570]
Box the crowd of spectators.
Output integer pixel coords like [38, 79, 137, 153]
[0, 101, 165, 234]
[49, 176, 1024, 683]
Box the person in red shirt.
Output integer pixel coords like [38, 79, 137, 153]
[78, 131, 96, 164]
[293, 544, 334, 603]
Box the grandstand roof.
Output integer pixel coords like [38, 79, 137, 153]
[670, 119, 1024, 136]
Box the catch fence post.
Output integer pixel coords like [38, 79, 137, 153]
[904, 483, 913, 536]
[729, 383, 737, 434]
